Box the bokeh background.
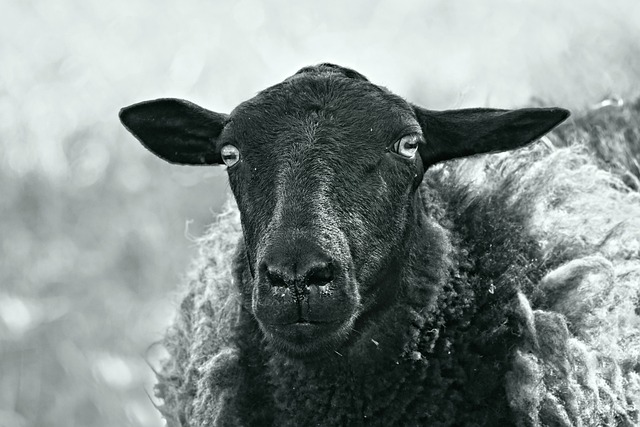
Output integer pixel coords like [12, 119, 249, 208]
[1, 1, 639, 426]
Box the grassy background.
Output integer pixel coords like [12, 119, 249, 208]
[1, 1, 639, 426]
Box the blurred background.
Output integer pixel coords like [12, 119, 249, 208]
[1, 0, 639, 426]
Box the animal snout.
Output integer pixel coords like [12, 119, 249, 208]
[254, 237, 359, 353]
[260, 246, 336, 290]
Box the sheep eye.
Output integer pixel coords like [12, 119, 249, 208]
[392, 135, 420, 158]
[221, 145, 240, 167]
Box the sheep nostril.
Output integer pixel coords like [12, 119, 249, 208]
[265, 268, 288, 288]
[305, 263, 334, 287]
[259, 254, 336, 289]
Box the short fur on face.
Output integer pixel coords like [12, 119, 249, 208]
[119, 63, 569, 358]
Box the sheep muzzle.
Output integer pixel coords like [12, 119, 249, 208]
[252, 235, 361, 356]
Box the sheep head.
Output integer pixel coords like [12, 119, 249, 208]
[119, 63, 569, 358]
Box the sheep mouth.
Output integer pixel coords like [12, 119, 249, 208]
[263, 319, 354, 357]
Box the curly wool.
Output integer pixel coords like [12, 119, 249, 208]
[447, 145, 640, 426]
[552, 99, 640, 188]
[155, 126, 640, 425]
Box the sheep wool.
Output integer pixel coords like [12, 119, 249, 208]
[154, 110, 640, 426]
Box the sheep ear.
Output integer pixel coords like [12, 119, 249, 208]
[413, 106, 570, 166]
[119, 98, 228, 165]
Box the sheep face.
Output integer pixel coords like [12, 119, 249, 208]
[119, 64, 569, 359]
[224, 73, 425, 357]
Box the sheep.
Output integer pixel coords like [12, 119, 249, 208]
[119, 63, 640, 426]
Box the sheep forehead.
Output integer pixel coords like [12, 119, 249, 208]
[224, 73, 418, 157]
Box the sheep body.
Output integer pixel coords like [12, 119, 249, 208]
[156, 138, 640, 425]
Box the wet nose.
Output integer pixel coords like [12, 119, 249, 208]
[260, 247, 335, 289]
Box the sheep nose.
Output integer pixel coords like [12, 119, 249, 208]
[260, 250, 335, 289]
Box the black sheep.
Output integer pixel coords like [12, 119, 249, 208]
[120, 64, 640, 426]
